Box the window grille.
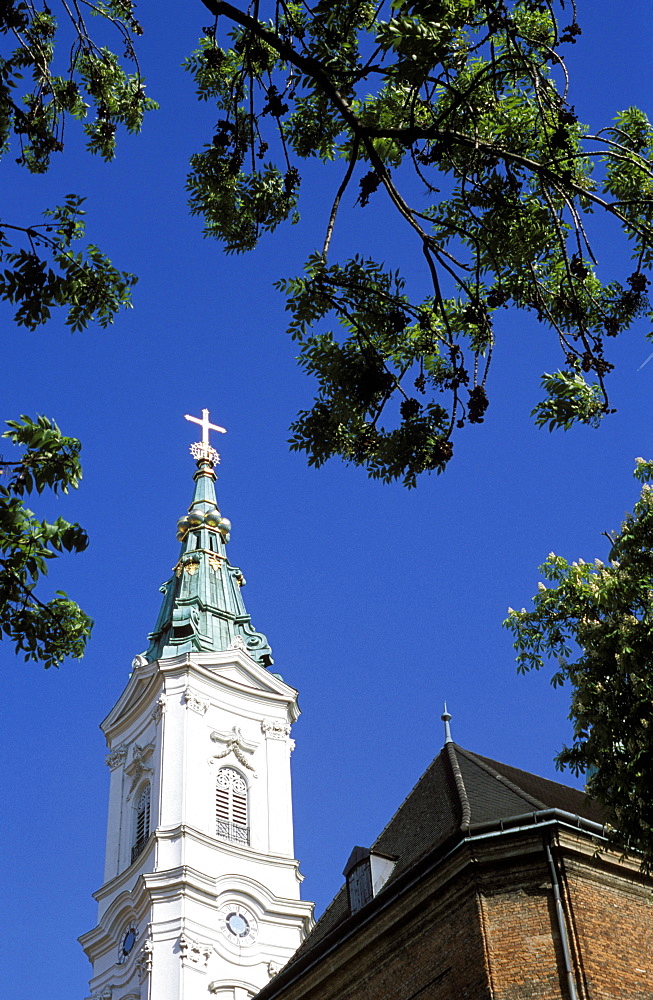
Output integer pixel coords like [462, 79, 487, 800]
[216, 768, 249, 845]
[132, 784, 151, 864]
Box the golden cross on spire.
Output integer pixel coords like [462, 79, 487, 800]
[184, 408, 226, 465]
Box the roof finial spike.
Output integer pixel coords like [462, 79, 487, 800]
[441, 702, 453, 745]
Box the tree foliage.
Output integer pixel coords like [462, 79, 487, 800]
[0, 0, 156, 664]
[0, 0, 157, 330]
[0, 415, 92, 668]
[187, 0, 653, 485]
[505, 458, 653, 868]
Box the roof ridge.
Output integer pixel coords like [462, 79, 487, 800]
[445, 743, 472, 830]
[455, 745, 547, 811]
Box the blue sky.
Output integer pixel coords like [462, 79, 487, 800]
[1, 4, 653, 998]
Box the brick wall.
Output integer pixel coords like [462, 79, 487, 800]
[270, 869, 493, 1000]
[260, 830, 653, 1000]
[478, 854, 567, 999]
[563, 852, 653, 1000]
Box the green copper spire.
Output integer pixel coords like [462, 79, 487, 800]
[144, 412, 273, 667]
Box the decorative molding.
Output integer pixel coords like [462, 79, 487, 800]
[208, 555, 222, 573]
[105, 744, 128, 770]
[179, 933, 212, 968]
[210, 726, 257, 774]
[151, 695, 166, 724]
[267, 960, 283, 978]
[261, 719, 291, 741]
[211, 726, 257, 753]
[87, 988, 113, 1000]
[131, 654, 148, 670]
[228, 635, 247, 652]
[135, 939, 153, 981]
[183, 687, 209, 715]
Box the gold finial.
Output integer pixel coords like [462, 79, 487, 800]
[184, 408, 226, 465]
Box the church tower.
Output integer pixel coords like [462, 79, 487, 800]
[80, 413, 314, 1000]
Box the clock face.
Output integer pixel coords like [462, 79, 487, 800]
[226, 911, 250, 937]
[121, 928, 137, 958]
[218, 904, 257, 946]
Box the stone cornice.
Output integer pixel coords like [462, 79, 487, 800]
[93, 823, 305, 908]
[93, 837, 156, 902]
[156, 823, 305, 874]
[102, 651, 299, 741]
[555, 828, 650, 886]
[84, 859, 313, 965]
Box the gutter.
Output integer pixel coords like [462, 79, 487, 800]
[465, 806, 606, 839]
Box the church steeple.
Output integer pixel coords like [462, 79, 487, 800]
[81, 413, 313, 1000]
[144, 411, 273, 667]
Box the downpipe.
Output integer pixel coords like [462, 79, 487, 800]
[544, 837, 579, 1000]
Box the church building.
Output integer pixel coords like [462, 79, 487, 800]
[81, 413, 653, 1000]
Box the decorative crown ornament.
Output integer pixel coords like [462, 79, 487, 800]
[190, 440, 220, 464]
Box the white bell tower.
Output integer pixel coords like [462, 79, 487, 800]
[80, 414, 313, 1000]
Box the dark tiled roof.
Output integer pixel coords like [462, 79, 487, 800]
[461, 748, 606, 826]
[263, 744, 604, 989]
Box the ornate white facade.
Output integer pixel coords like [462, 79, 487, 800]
[80, 647, 313, 1000]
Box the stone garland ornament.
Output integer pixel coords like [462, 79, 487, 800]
[210, 726, 257, 774]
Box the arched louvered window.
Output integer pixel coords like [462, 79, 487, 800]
[132, 784, 151, 864]
[216, 768, 249, 845]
